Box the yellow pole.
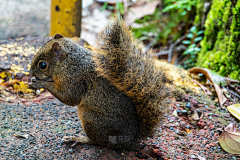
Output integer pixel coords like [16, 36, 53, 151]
[50, 0, 82, 37]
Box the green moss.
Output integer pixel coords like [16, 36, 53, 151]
[194, 0, 205, 25]
[196, 0, 240, 80]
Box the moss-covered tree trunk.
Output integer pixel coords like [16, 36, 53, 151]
[196, 0, 240, 80]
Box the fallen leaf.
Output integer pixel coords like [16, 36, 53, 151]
[191, 110, 200, 121]
[192, 79, 212, 95]
[12, 81, 32, 93]
[14, 132, 29, 139]
[0, 78, 4, 83]
[189, 67, 240, 108]
[0, 71, 7, 78]
[219, 123, 240, 154]
[227, 104, 240, 121]
[173, 109, 178, 117]
[197, 155, 206, 160]
[186, 128, 191, 134]
[124, 0, 160, 26]
[0, 80, 19, 87]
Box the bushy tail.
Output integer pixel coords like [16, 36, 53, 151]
[94, 16, 172, 139]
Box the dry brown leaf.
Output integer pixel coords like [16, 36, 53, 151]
[0, 80, 19, 87]
[189, 67, 240, 108]
[191, 110, 200, 121]
[192, 79, 212, 95]
[219, 123, 240, 154]
[124, 0, 160, 26]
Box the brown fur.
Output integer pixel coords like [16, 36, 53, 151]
[29, 16, 172, 150]
[94, 17, 172, 140]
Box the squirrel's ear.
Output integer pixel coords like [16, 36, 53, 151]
[52, 42, 65, 61]
[52, 42, 62, 56]
[54, 34, 64, 39]
[52, 42, 61, 52]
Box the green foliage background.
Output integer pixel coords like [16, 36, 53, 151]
[196, 0, 240, 80]
[102, 0, 240, 80]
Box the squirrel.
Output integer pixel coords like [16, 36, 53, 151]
[29, 16, 172, 150]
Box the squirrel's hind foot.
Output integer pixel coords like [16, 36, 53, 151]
[62, 135, 93, 147]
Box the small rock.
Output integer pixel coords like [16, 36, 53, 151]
[185, 102, 191, 109]
[180, 121, 186, 128]
[157, 152, 163, 157]
[155, 145, 160, 149]
[198, 104, 204, 108]
[181, 110, 188, 116]
[209, 142, 215, 146]
[198, 129, 206, 135]
[191, 99, 197, 106]
[209, 105, 215, 108]
[190, 155, 197, 159]
[177, 130, 187, 136]
[209, 125, 215, 130]
[153, 149, 159, 154]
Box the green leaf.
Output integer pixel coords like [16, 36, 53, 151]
[162, 4, 176, 12]
[138, 36, 149, 41]
[194, 36, 203, 42]
[195, 47, 201, 52]
[180, 10, 187, 16]
[186, 48, 195, 53]
[116, 2, 120, 10]
[101, 2, 108, 11]
[119, 2, 124, 15]
[162, 28, 171, 38]
[197, 30, 204, 36]
[183, 51, 189, 55]
[107, 5, 115, 10]
[190, 26, 197, 33]
[186, 33, 194, 38]
[191, 54, 196, 58]
[189, 44, 196, 48]
[186, 5, 191, 11]
[182, 40, 191, 44]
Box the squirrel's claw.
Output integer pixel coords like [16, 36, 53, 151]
[62, 135, 92, 147]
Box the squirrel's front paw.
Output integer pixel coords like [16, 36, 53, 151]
[62, 135, 92, 147]
[28, 77, 39, 90]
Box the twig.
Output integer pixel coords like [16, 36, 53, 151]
[229, 90, 240, 99]
[150, 45, 186, 58]
[168, 34, 186, 63]
[148, 35, 186, 60]
[144, 41, 154, 54]
[150, 50, 169, 57]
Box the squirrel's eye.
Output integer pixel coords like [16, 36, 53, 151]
[38, 60, 48, 70]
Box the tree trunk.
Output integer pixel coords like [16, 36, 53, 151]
[196, 0, 240, 80]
